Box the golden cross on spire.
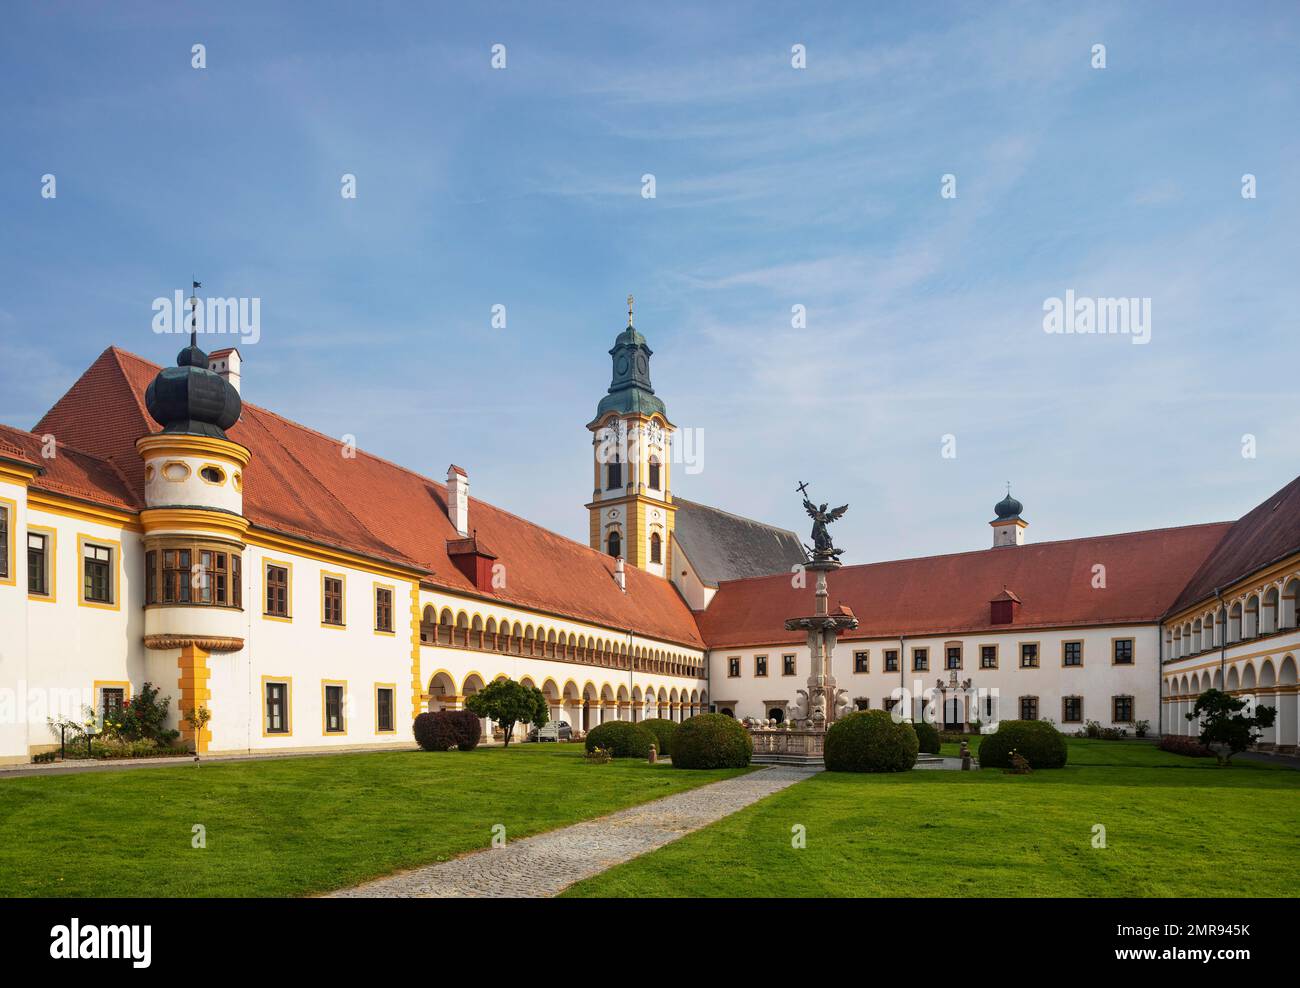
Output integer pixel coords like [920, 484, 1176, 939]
[627, 293, 634, 327]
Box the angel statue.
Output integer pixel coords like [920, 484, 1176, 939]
[800, 491, 848, 560]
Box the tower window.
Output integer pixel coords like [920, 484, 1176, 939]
[648, 457, 661, 491]
[650, 532, 661, 564]
[607, 456, 622, 490]
[607, 531, 621, 558]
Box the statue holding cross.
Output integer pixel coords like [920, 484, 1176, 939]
[796, 481, 848, 562]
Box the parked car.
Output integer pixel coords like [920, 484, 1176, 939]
[527, 720, 572, 742]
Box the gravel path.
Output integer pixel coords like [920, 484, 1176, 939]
[330, 764, 816, 898]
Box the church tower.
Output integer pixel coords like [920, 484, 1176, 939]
[587, 297, 676, 578]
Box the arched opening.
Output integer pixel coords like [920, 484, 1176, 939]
[420, 605, 437, 644]
[1228, 602, 1243, 643]
[607, 530, 621, 559]
[648, 456, 661, 491]
[650, 532, 662, 564]
[606, 454, 622, 491]
[1244, 595, 1260, 639]
[768, 707, 785, 724]
[427, 671, 456, 712]
[1262, 586, 1279, 635]
[1282, 579, 1300, 630]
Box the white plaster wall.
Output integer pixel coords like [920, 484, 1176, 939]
[708, 624, 1162, 729]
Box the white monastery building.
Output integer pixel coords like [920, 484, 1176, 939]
[1, 306, 1297, 763]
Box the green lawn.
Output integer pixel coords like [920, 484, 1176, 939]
[0, 743, 746, 897]
[563, 740, 1300, 897]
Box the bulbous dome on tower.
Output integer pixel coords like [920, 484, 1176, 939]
[993, 489, 1024, 520]
[145, 338, 242, 439]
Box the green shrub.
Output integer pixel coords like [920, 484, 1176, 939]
[640, 718, 679, 757]
[977, 720, 1068, 769]
[413, 710, 481, 752]
[824, 710, 918, 773]
[913, 720, 941, 754]
[584, 720, 656, 758]
[671, 714, 753, 769]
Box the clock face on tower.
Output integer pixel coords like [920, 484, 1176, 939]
[649, 422, 664, 446]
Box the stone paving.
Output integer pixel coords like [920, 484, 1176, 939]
[330, 764, 817, 898]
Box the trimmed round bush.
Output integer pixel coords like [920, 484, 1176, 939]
[640, 718, 679, 757]
[824, 710, 918, 773]
[671, 713, 752, 769]
[584, 720, 656, 758]
[976, 720, 1067, 769]
[413, 710, 481, 752]
[451, 710, 481, 751]
[913, 720, 941, 755]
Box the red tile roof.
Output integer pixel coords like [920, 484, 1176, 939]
[1167, 473, 1300, 615]
[697, 523, 1233, 649]
[31, 347, 704, 648]
[0, 423, 140, 512]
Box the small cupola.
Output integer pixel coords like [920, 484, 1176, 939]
[990, 586, 1022, 625]
[990, 484, 1027, 547]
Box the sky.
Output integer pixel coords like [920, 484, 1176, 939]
[2, 1, 1298, 564]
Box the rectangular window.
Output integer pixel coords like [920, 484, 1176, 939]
[884, 649, 899, 672]
[324, 684, 345, 734]
[945, 645, 962, 670]
[782, 654, 796, 676]
[0, 505, 7, 579]
[162, 548, 191, 603]
[1113, 695, 1134, 723]
[854, 651, 869, 674]
[83, 543, 113, 604]
[145, 549, 157, 603]
[1113, 639, 1134, 665]
[376, 687, 395, 733]
[727, 656, 740, 678]
[100, 687, 124, 722]
[375, 586, 393, 633]
[755, 655, 768, 677]
[264, 681, 289, 735]
[266, 564, 289, 617]
[1020, 642, 1039, 668]
[912, 648, 928, 672]
[1019, 696, 1039, 720]
[1062, 696, 1083, 723]
[979, 645, 997, 669]
[322, 576, 344, 626]
[1062, 641, 1083, 667]
[27, 533, 48, 596]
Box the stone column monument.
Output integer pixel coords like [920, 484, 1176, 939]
[785, 484, 859, 731]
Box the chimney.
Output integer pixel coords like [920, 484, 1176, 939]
[208, 348, 242, 395]
[447, 465, 469, 536]
[614, 555, 626, 593]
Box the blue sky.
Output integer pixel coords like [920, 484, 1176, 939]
[2, 1, 1298, 562]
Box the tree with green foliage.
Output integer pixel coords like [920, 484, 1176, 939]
[465, 679, 549, 749]
[1187, 688, 1276, 766]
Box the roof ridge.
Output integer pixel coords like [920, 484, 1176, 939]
[108, 346, 663, 580]
[673, 496, 801, 538]
[710, 519, 1237, 589]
